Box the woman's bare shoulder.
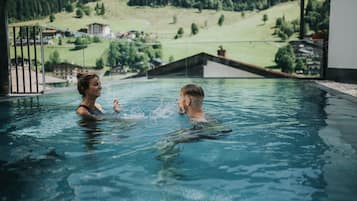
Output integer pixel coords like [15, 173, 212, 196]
[95, 103, 104, 113]
[76, 106, 89, 115]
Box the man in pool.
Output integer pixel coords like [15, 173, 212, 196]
[155, 84, 231, 184]
[156, 84, 232, 184]
[172, 84, 232, 143]
[178, 84, 206, 122]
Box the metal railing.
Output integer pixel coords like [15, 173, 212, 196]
[9, 26, 43, 94]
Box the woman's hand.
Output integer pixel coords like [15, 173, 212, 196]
[113, 98, 121, 113]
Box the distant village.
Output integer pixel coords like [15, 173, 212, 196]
[11, 22, 165, 85]
[42, 22, 154, 41]
[11, 22, 323, 89]
[289, 39, 323, 76]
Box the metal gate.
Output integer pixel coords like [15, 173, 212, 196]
[9, 26, 44, 94]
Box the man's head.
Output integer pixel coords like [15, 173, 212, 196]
[178, 84, 204, 114]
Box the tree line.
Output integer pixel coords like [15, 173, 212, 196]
[107, 40, 163, 72]
[127, 0, 293, 11]
[7, 0, 98, 22]
[304, 0, 330, 33]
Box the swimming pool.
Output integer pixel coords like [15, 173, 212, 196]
[1, 79, 357, 201]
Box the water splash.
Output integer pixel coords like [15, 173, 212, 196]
[149, 98, 177, 120]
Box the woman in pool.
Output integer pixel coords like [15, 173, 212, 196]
[76, 73, 120, 120]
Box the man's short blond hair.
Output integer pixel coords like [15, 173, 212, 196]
[181, 84, 204, 97]
[181, 84, 204, 107]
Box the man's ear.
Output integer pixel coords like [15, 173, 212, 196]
[184, 96, 191, 106]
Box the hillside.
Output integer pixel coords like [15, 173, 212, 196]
[11, 0, 300, 67]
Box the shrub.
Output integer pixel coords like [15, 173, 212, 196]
[92, 36, 101, 43]
[191, 23, 199, 35]
[275, 45, 295, 73]
[218, 14, 224, 26]
[49, 14, 55, 22]
[76, 9, 83, 18]
[65, 4, 74, 12]
[95, 58, 104, 69]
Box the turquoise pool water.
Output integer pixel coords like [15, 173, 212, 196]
[1, 79, 357, 201]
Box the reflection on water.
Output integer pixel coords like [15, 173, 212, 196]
[0, 79, 357, 201]
[155, 118, 232, 184]
[0, 134, 64, 201]
[78, 119, 103, 151]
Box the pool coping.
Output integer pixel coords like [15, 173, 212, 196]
[2, 79, 357, 104]
[313, 80, 357, 104]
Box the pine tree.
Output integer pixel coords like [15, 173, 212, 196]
[95, 2, 99, 15]
[95, 58, 104, 69]
[100, 2, 105, 15]
[198, 3, 203, 13]
[216, 1, 222, 12]
[262, 14, 268, 24]
[23, 0, 31, 20]
[49, 13, 55, 22]
[16, 0, 23, 20]
[173, 15, 177, 24]
[191, 23, 199, 35]
[241, 12, 245, 18]
[76, 8, 83, 18]
[218, 14, 224, 26]
[176, 27, 184, 38]
[65, 3, 73, 12]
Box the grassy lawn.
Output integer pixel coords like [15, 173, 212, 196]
[9, 39, 109, 67]
[160, 1, 300, 66]
[11, 0, 300, 68]
[44, 39, 110, 66]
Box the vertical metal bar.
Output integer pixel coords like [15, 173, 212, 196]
[8, 27, 12, 94]
[40, 29, 46, 93]
[20, 27, 25, 93]
[13, 26, 19, 93]
[322, 39, 328, 79]
[185, 58, 188, 77]
[26, 26, 32, 93]
[299, 0, 305, 39]
[82, 48, 85, 67]
[319, 43, 324, 79]
[33, 26, 39, 93]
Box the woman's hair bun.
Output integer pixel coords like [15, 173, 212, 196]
[77, 73, 84, 79]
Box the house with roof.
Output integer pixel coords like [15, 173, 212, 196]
[147, 52, 296, 79]
[42, 29, 59, 38]
[87, 23, 111, 37]
[53, 62, 97, 82]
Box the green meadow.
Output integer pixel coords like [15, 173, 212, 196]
[12, 0, 300, 68]
[9, 38, 110, 67]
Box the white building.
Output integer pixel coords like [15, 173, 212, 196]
[87, 23, 111, 37]
[327, 0, 357, 82]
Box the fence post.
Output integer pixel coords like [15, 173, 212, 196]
[41, 29, 46, 93]
[299, 0, 305, 39]
[0, 0, 9, 95]
[322, 38, 328, 79]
